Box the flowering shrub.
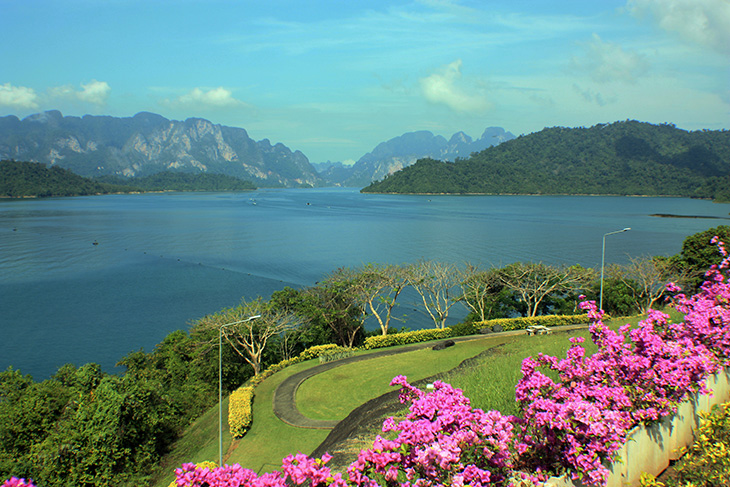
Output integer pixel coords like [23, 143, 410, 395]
[1, 479, 36, 487]
[228, 386, 254, 438]
[363, 328, 453, 349]
[347, 376, 521, 487]
[168, 461, 218, 487]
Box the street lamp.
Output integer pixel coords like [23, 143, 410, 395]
[219, 314, 260, 467]
[600, 228, 631, 312]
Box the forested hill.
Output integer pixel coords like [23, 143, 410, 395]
[0, 160, 138, 197]
[0, 160, 257, 197]
[361, 121, 730, 201]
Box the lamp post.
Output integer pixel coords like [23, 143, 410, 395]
[219, 314, 260, 467]
[600, 228, 631, 312]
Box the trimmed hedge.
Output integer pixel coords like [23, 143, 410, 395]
[363, 328, 453, 350]
[318, 346, 355, 363]
[228, 387, 254, 438]
[472, 314, 586, 332]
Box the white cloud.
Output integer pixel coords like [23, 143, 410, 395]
[172, 87, 247, 108]
[627, 0, 730, 55]
[48, 79, 111, 106]
[0, 83, 39, 109]
[572, 34, 649, 83]
[419, 60, 491, 113]
[77, 79, 111, 105]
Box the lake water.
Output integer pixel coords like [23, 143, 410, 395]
[2, 188, 728, 379]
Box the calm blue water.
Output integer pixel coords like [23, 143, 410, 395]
[2, 188, 729, 379]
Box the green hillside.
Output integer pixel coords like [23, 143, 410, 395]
[0, 160, 138, 197]
[97, 171, 256, 191]
[362, 121, 730, 201]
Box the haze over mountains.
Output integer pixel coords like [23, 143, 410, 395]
[315, 127, 515, 187]
[0, 111, 514, 188]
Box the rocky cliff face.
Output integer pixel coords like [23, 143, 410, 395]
[320, 127, 515, 187]
[0, 111, 321, 187]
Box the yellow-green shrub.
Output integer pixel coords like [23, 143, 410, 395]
[363, 328, 453, 350]
[473, 314, 586, 332]
[640, 402, 730, 487]
[298, 343, 341, 361]
[228, 386, 254, 438]
[318, 346, 355, 363]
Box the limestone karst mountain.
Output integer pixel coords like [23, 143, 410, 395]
[0, 110, 321, 187]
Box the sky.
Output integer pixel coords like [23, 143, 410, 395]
[1, 0, 728, 164]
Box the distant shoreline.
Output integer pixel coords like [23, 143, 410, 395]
[650, 213, 729, 220]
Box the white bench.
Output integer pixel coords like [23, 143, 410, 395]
[526, 325, 551, 336]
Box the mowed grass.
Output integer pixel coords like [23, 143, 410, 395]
[224, 359, 331, 474]
[297, 335, 516, 421]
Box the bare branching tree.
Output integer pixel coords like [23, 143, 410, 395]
[460, 265, 505, 322]
[607, 255, 689, 313]
[198, 298, 298, 376]
[498, 262, 594, 317]
[407, 260, 464, 328]
[355, 263, 409, 335]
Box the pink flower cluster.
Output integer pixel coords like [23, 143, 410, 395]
[1, 479, 36, 487]
[347, 376, 519, 487]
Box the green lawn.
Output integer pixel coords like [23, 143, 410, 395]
[296, 335, 516, 421]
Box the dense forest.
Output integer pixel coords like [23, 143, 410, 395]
[0, 161, 256, 197]
[362, 121, 730, 201]
[0, 160, 137, 197]
[1, 225, 728, 486]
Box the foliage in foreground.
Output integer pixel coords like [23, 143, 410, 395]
[157, 240, 730, 486]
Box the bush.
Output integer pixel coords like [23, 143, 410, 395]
[474, 314, 585, 332]
[318, 347, 355, 363]
[449, 321, 479, 337]
[228, 387, 254, 438]
[363, 328, 453, 349]
[297, 344, 341, 361]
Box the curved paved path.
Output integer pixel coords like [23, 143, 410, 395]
[272, 327, 581, 429]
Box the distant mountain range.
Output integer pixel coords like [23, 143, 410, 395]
[0, 110, 515, 189]
[362, 121, 730, 201]
[0, 111, 319, 188]
[316, 127, 515, 187]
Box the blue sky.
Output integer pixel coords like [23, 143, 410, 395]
[1, 0, 728, 164]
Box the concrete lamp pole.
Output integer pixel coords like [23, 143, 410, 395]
[600, 228, 631, 312]
[219, 314, 261, 467]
